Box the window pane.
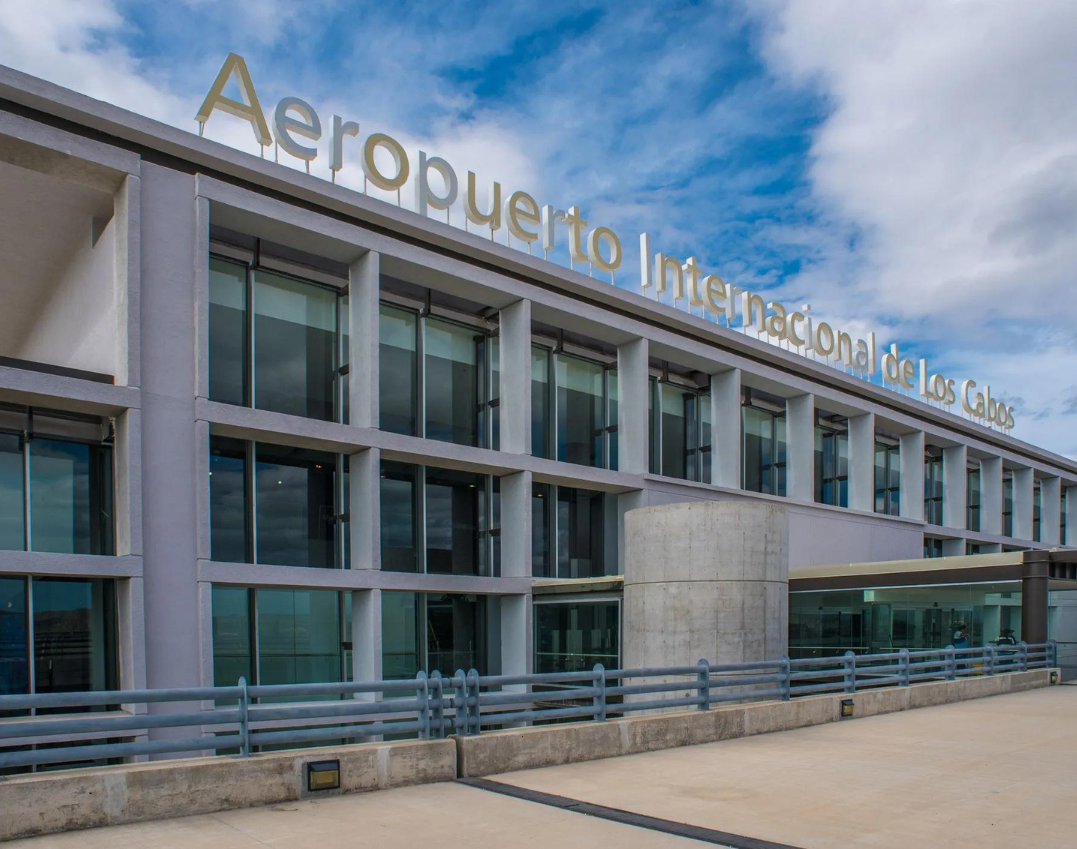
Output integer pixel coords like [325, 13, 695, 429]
[0, 434, 24, 551]
[210, 436, 248, 563]
[607, 369, 618, 471]
[700, 395, 712, 484]
[426, 467, 482, 576]
[212, 586, 251, 687]
[427, 594, 483, 676]
[379, 305, 418, 436]
[489, 337, 500, 451]
[254, 272, 337, 421]
[0, 577, 27, 696]
[257, 589, 341, 691]
[532, 483, 551, 578]
[556, 487, 605, 579]
[535, 601, 619, 673]
[381, 461, 419, 573]
[30, 439, 113, 555]
[33, 578, 116, 696]
[659, 383, 691, 481]
[425, 318, 480, 446]
[208, 258, 247, 406]
[531, 347, 551, 458]
[743, 407, 774, 494]
[382, 591, 419, 679]
[556, 355, 604, 468]
[255, 443, 336, 568]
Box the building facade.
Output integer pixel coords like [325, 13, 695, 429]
[1, 64, 1076, 730]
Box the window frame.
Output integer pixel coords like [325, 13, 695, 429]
[650, 374, 711, 483]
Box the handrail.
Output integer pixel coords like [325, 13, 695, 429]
[0, 641, 1057, 772]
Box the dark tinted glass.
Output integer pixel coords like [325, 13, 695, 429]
[426, 594, 483, 676]
[211, 586, 251, 687]
[0, 577, 27, 696]
[556, 355, 604, 467]
[32, 578, 116, 696]
[425, 318, 480, 446]
[257, 589, 341, 690]
[426, 467, 483, 575]
[209, 436, 248, 563]
[381, 461, 419, 572]
[208, 258, 247, 406]
[255, 443, 336, 568]
[531, 347, 551, 458]
[659, 383, 695, 481]
[743, 407, 775, 494]
[381, 590, 419, 678]
[535, 601, 619, 673]
[379, 305, 418, 435]
[0, 433, 24, 551]
[29, 439, 113, 555]
[532, 483, 551, 578]
[556, 487, 605, 579]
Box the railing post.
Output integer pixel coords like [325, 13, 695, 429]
[237, 676, 250, 757]
[696, 659, 710, 711]
[843, 651, 856, 694]
[592, 663, 607, 722]
[467, 669, 481, 735]
[780, 656, 791, 701]
[899, 648, 910, 686]
[1018, 641, 1028, 672]
[453, 669, 467, 736]
[430, 670, 446, 738]
[1049, 640, 1058, 668]
[416, 671, 429, 739]
[986, 644, 995, 677]
[946, 645, 956, 680]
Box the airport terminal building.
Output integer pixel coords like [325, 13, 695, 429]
[1, 62, 1076, 723]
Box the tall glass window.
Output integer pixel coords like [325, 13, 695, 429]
[426, 467, 485, 576]
[0, 423, 113, 556]
[209, 436, 340, 569]
[815, 427, 848, 507]
[924, 453, 944, 525]
[1003, 475, 1014, 537]
[208, 258, 345, 423]
[424, 318, 482, 446]
[379, 305, 418, 436]
[874, 442, 900, 515]
[651, 379, 709, 482]
[531, 346, 552, 458]
[380, 461, 420, 573]
[534, 600, 619, 673]
[1033, 482, 1042, 542]
[381, 591, 487, 678]
[210, 586, 251, 687]
[532, 483, 608, 579]
[967, 468, 982, 532]
[742, 406, 786, 496]
[0, 576, 117, 699]
[381, 590, 420, 679]
[555, 355, 617, 469]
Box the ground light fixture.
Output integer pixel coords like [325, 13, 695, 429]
[840, 699, 854, 719]
[307, 760, 341, 791]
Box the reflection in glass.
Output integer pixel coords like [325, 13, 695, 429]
[255, 443, 335, 568]
[742, 407, 786, 496]
[535, 601, 619, 673]
[381, 461, 419, 573]
[211, 586, 251, 686]
[0, 577, 27, 696]
[425, 318, 480, 446]
[210, 436, 248, 563]
[30, 439, 113, 555]
[532, 483, 552, 578]
[531, 346, 551, 458]
[815, 428, 848, 507]
[425, 467, 483, 575]
[426, 594, 482, 676]
[556, 355, 604, 467]
[1003, 476, 1013, 536]
[208, 258, 247, 406]
[254, 272, 337, 421]
[874, 443, 900, 516]
[0, 434, 24, 551]
[382, 591, 419, 679]
[556, 487, 605, 579]
[967, 468, 982, 532]
[656, 382, 706, 482]
[925, 455, 944, 525]
[379, 305, 418, 436]
[257, 589, 341, 692]
[32, 578, 116, 696]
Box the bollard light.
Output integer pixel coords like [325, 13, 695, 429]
[841, 698, 854, 719]
[307, 759, 341, 791]
[1051, 671, 1060, 685]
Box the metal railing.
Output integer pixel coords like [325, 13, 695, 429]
[0, 641, 1056, 772]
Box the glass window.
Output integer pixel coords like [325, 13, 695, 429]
[255, 444, 335, 569]
[0, 576, 28, 696]
[556, 487, 606, 579]
[534, 601, 619, 673]
[209, 436, 248, 564]
[29, 439, 113, 555]
[425, 467, 484, 576]
[211, 586, 251, 687]
[967, 468, 982, 532]
[531, 346, 552, 458]
[382, 590, 420, 679]
[1003, 476, 1013, 537]
[379, 305, 418, 436]
[0, 433, 25, 551]
[381, 461, 419, 573]
[606, 369, 619, 472]
[654, 381, 708, 482]
[925, 454, 944, 526]
[532, 483, 552, 578]
[256, 589, 341, 690]
[425, 318, 481, 446]
[556, 355, 605, 468]
[1033, 482, 1042, 542]
[481, 336, 500, 451]
[208, 258, 248, 407]
[874, 443, 900, 516]
[815, 428, 848, 508]
[380, 591, 487, 678]
[32, 578, 117, 697]
[742, 406, 786, 496]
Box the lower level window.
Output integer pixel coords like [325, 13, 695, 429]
[534, 600, 619, 673]
[381, 591, 489, 678]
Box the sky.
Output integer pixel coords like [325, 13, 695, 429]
[1, 0, 1075, 456]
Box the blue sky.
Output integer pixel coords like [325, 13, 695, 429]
[2, 0, 1076, 455]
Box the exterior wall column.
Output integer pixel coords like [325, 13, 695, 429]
[899, 431, 925, 521]
[350, 447, 380, 571]
[616, 337, 649, 475]
[980, 456, 1003, 535]
[785, 394, 814, 502]
[352, 589, 382, 695]
[498, 299, 531, 455]
[1041, 477, 1062, 546]
[1022, 558, 1049, 644]
[500, 595, 533, 679]
[1013, 467, 1034, 540]
[500, 469, 533, 678]
[848, 413, 875, 512]
[349, 250, 380, 429]
[1066, 487, 1077, 546]
[942, 445, 968, 530]
[710, 369, 741, 488]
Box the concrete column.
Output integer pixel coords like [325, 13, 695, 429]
[942, 445, 968, 530]
[114, 408, 143, 557]
[113, 174, 140, 387]
[1022, 559, 1049, 644]
[899, 431, 925, 521]
[617, 489, 647, 574]
[498, 299, 531, 455]
[942, 538, 965, 557]
[139, 164, 201, 724]
[349, 250, 380, 429]
[786, 394, 814, 502]
[980, 456, 1003, 535]
[500, 471, 532, 579]
[848, 413, 875, 512]
[710, 369, 741, 488]
[350, 447, 380, 571]
[1066, 487, 1077, 546]
[1042, 477, 1062, 546]
[1013, 467, 1034, 540]
[500, 594, 533, 679]
[352, 589, 382, 693]
[616, 337, 649, 475]
[117, 576, 147, 702]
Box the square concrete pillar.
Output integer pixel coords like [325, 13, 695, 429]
[1042, 477, 1061, 545]
[980, 456, 1003, 535]
[1013, 467, 1034, 540]
[349, 250, 380, 429]
[498, 299, 531, 454]
[499, 471, 532, 579]
[710, 369, 741, 488]
[616, 337, 649, 474]
[349, 447, 380, 570]
[114, 408, 143, 558]
[500, 594, 533, 679]
[786, 394, 814, 502]
[117, 576, 148, 701]
[942, 445, 967, 530]
[899, 431, 925, 521]
[942, 538, 965, 557]
[848, 413, 875, 512]
[352, 589, 382, 694]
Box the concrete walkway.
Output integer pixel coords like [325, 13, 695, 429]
[11, 686, 1077, 848]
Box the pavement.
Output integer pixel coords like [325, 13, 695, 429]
[10, 685, 1077, 848]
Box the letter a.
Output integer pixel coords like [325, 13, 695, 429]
[195, 53, 272, 146]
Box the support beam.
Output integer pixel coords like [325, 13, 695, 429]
[351, 589, 382, 694]
[498, 299, 531, 454]
[980, 456, 1003, 536]
[786, 394, 814, 502]
[899, 431, 925, 522]
[848, 413, 875, 512]
[500, 594, 533, 679]
[499, 471, 532, 579]
[710, 369, 741, 488]
[616, 337, 649, 475]
[1013, 467, 1034, 541]
[349, 250, 380, 429]
[349, 447, 380, 571]
[942, 445, 968, 530]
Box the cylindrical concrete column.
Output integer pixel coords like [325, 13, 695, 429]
[623, 501, 789, 668]
[1022, 559, 1049, 644]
